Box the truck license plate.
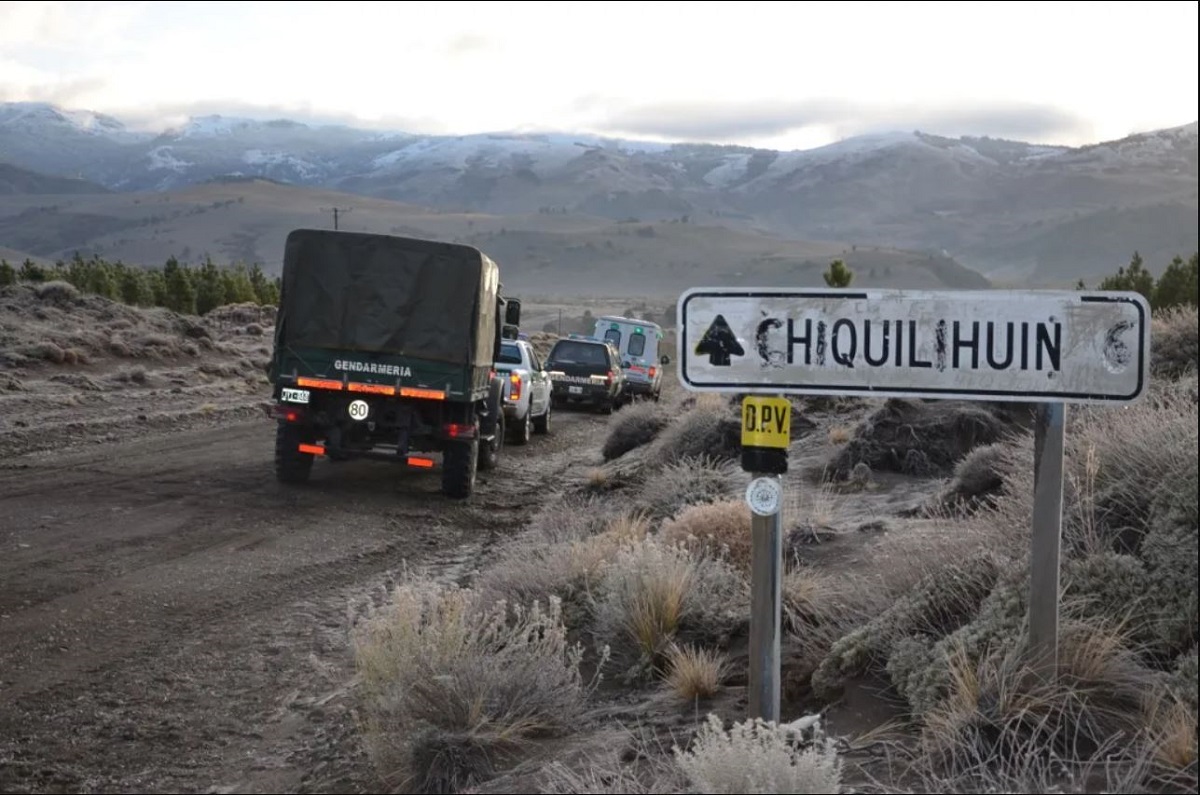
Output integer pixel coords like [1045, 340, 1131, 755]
[281, 387, 310, 404]
[569, 386, 583, 395]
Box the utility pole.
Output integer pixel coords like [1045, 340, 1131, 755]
[320, 206, 352, 230]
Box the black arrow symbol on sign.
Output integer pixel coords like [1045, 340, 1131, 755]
[695, 314, 745, 366]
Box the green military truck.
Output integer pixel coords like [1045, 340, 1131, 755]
[265, 228, 521, 499]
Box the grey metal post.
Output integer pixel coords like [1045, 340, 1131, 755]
[1029, 401, 1066, 679]
[748, 479, 783, 722]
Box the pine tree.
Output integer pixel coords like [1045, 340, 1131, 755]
[222, 263, 257, 304]
[1152, 252, 1198, 310]
[145, 269, 169, 308]
[1098, 251, 1155, 303]
[823, 258, 854, 288]
[163, 256, 196, 315]
[86, 255, 118, 300]
[19, 259, 47, 283]
[194, 256, 228, 315]
[66, 251, 88, 288]
[118, 264, 152, 306]
[0, 259, 15, 286]
[249, 263, 271, 305]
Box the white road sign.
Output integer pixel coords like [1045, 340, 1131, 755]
[677, 287, 1150, 403]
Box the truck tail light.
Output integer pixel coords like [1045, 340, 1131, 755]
[444, 422, 477, 439]
[606, 369, 614, 385]
[508, 371, 521, 401]
[649, 366, 657, 378]
[273, 404, 305, 423]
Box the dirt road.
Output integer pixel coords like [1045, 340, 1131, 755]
[0, 406, 607, 794]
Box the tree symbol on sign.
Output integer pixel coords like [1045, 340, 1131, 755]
[695, 314, 744, 366]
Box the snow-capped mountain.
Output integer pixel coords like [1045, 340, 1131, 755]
[0, 101, 1195, 283]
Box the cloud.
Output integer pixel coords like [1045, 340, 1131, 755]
[444, 33, 494, 55]
[0, 1, 150, 50]
[587, 97, 1093, 145]
[0, 63, 109, 108]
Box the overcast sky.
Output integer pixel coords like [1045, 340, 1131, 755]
[1, 0, 1196, 150]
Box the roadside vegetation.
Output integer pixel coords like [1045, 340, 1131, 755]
[0, 251, 280, 315]
[348, 252, 1197, 793]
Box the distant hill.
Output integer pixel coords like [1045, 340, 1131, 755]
[0, 101, 1195, 287]
[0, 179, 987, 297]
[0, 162, 110, 196]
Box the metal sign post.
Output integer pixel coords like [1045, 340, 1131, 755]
[678, 286, 1150, 703]
[1029, 402, 1066, 677]
[741, 395, 791, 722]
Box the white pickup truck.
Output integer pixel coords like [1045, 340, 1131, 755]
[493, 339, 553, 444]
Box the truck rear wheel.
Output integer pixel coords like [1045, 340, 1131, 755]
[479, 412, 504, 469]
[477, 377, 505, 470]
[275, 421, 315, 484]
[442, 438, 478, 499]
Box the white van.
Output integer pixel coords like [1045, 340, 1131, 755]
[592, 315, 669, 401]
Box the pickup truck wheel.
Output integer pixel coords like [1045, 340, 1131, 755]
[511, 410, 531, 445]
[442, 438, 478, 498]
[275, 421, 314, 484]
[533, 401, 551, 434]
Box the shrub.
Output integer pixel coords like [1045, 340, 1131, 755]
[602, 401, 670, 461]
[648, 404, 741, 466]
[34, 280, 80, 303]
[474, 507, 650, 629]
[1168, 646, 1198, 711]
[929, 442, 1010, 515]
[811, 553, 1003, 702]
[917, 620, 1164, 787]
[633, 455, 748, 520]
[829, 398, 1024, 480]
[591, 538, 748, 682]
[352, 578, 596, 794]
[29, 341, 66, 363]
[1151, 304, 1198, 380]
[658, 499, 752, 574]
[672, 713, 843, 794]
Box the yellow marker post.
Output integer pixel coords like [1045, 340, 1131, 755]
[741, 395, 791, 450]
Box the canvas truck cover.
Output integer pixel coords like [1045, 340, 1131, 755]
[276, 229, 500, 368]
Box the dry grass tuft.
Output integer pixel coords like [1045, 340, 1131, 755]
[352, 577, 598, 794]
[591, 537, 748, 681]
[662, 643, 727, 701]
[828, 424, 853, 444]
[585, 467, 609, 490]
[1142, 694, 1198, 777]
